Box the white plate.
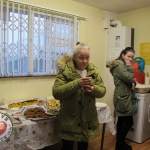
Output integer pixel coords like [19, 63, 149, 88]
[21, 106, 56, 121]
[10, 107, 20, 111]
[96, 102, 107, 109]
[136, 84, 150, 88]
[45, 110, 59, 116]
[5, 113, 22, 124]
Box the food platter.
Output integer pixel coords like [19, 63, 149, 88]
[8, 98, 45, 109]
[44, 96, 60, 113]
[21, 105, 56, 121]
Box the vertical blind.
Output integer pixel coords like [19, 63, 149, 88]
[0, 0, 79, 77]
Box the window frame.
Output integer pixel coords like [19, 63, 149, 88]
[0, 0, 80, 78]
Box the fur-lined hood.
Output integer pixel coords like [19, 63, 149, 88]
[109, 59, 122, 75]
[56, 54, 72, 71]
[56, 54, 97, 75]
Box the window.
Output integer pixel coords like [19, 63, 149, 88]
[0, 0, 79, 77]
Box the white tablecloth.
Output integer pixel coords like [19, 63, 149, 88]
[0, 117, 60, 150]
[97, 106, 116, 135]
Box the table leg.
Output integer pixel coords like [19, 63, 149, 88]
[100, 123, 106, 150]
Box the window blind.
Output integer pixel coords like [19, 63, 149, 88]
[0, 0, 81, 77]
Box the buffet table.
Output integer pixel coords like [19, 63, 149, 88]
[97, 106, 116, 135]
[97, 106, 116, 150]
[0, 106, 115, 150]
[0, 116, 60, 150]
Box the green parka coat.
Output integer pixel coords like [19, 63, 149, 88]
[109, 59, 136, 117]
[52, 54, 106, 142]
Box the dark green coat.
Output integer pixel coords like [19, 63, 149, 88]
[52, 54, 106, 142]
[109, 60, 135, 117]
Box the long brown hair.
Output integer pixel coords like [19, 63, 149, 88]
[117, 47, 135, 60]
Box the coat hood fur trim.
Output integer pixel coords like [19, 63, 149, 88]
[109, 60, 121, 69]
[109, 59, 122, 75]
[56, 54, 72, 71]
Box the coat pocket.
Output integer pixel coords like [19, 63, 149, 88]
[58, 110, 81, 133]
[87, 106, 98, 122]
[116, 94, 131, 113]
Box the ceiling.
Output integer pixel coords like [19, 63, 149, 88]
[73, 0, 150, 13]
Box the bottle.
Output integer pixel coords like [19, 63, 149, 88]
[145, 72, 149, 85]
[131, 61, 139, 73]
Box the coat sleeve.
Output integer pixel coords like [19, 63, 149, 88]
[52, 73, 81, 100]
[89, 72, 106, 98]
[114, 63, 134, 84]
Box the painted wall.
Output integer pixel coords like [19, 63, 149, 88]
[118, 7, 150, 73]
[2, 0, 150, 108]
[0, 0, 106, 103]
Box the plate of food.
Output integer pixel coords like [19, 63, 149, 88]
[8, 98, 44, 109]
[21, 106, 56, 121]
[44, 96, 60, 115]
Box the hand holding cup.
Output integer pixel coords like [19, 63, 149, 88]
[78, 77, 92, 87]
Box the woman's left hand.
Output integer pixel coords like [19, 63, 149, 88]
[131, 82, 135, 90]
[82, 86, 94, 92]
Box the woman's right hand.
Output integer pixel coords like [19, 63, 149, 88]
[78, 77, 92, 87]
[81, 86, 94, 93]
[125, 59, 131, 66]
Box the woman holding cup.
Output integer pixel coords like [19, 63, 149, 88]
[52, 42, 106, 150]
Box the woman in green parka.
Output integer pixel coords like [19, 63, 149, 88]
[52, 42, 106, 150]
[109, 47, 136, 150]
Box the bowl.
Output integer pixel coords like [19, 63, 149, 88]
[44, 98, 60, 112]
[96, 102, 107, 110]
[134, 88, 150, 93]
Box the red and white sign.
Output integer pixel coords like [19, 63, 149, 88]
[0, 113, 13, 142]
